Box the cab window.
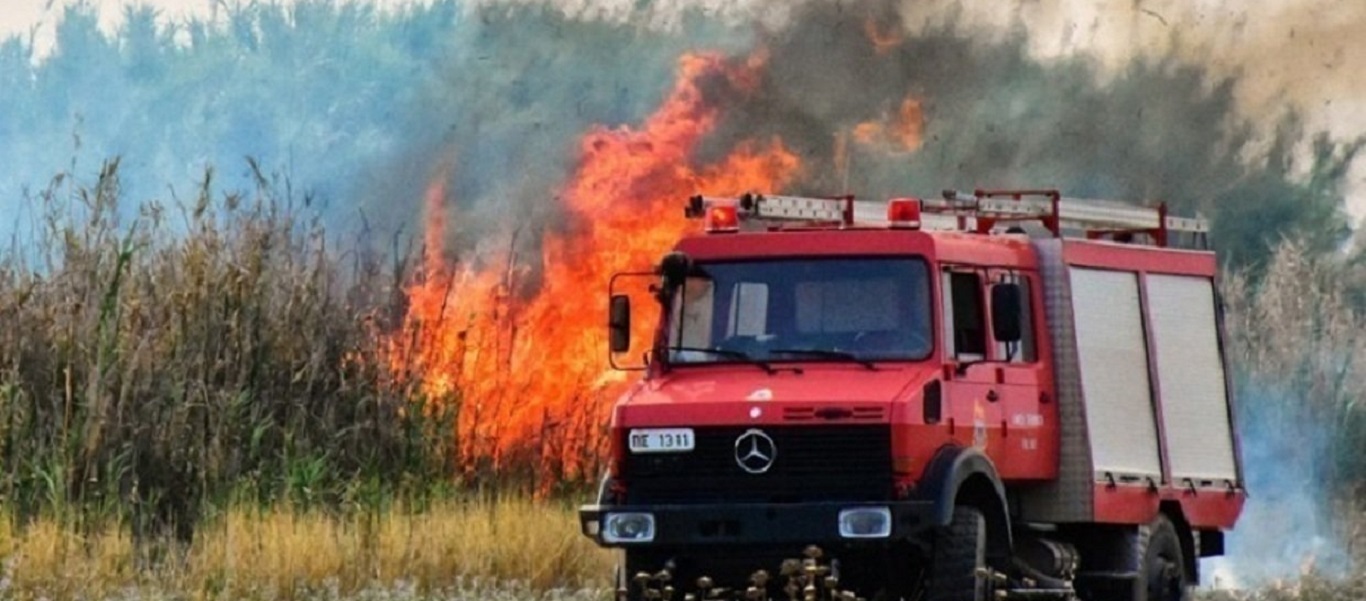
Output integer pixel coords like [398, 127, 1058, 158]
[942, 270, 986, 360]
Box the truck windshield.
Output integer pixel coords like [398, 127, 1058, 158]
[666, 258, 932, 365]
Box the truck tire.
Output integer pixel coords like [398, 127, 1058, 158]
[1132, 515, 1189, 601]
[925, 506, 989, 601]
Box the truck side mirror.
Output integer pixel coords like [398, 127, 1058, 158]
[657, 251, 693, 303]
[609, 294, 631, 353]
[991, 283, 1022, 344]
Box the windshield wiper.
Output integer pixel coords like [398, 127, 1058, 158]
[768, 348, 879, 371]
[667, 346, 778, 374]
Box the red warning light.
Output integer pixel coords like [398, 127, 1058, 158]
[706, 204, 740, 233]
[887, 198, 922, 229]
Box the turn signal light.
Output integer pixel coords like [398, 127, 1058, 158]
[886, 198, 922, 229]
[705, 204, 740, 232]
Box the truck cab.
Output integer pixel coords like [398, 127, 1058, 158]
[581, 191, 1245, 601]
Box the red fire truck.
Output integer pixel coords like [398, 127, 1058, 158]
[580, 190, 1244, 601]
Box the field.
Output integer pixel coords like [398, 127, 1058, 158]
[0, 501, 1359, 601]
[0, 500, 613, 601]
[0, 163, 1362, 600]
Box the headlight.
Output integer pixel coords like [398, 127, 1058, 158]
[602, 512, 656, 543]
[838, 507, 892, 538]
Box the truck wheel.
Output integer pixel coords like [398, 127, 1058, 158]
[925, 506, 989, 601]
[1134, 515, 1188, 601]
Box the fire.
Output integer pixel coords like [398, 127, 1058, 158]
[864, 19, 904, 55]
[852, 96, 925, 153]
[388, 53, 800, 481]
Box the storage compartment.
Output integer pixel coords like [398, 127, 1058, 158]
[1145, 274, 1238, 484]
[1069, 267, 1163, 480]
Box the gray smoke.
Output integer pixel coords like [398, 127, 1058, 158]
[1, 1, 1358, 269]
[688, 0, 1353, 269]
[1203, 384, 1353, 588]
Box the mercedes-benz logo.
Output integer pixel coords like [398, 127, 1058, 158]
[734, 428, 776, 474]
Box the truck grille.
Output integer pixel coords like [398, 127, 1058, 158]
[621, 425, 892, 504]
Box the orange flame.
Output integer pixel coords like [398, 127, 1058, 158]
[852, 96, 925, 153]
[864, 19, 904, 56]
[388, 53, 800, 481]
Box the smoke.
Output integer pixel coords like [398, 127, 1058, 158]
[681, 0, 1355, 269]
[1203, 383, 1353, 588]
[0, 1, 1359, 267]
[897, 0, 1366, 219]
[1209, 245, 1366, 587]
[900, 0, 1366, 131]
[463, 0, 815, 30]
[386, 0, 1361, 272]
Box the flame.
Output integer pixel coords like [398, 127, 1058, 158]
[864, 19, 904, 56]
[852, 121, 883, 146]
[852, 96, 925, 153]
[388, 53, 800, 481]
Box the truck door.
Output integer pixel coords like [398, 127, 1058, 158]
[941, 268, 1002, 453]
[987, 270, 1057, 480]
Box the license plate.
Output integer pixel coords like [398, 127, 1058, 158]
[628, 428, 695, 453]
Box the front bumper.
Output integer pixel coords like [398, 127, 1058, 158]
[579, 500, 936, 547]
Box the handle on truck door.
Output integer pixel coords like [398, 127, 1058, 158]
[986, 390, 999, 403]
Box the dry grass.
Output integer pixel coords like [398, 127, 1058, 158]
[1200, 574, 1366, 601]
[1, 493, 1360, 601]
[0, 497, 614, 601]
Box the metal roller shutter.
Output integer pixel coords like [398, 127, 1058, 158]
[1069, 267, 1163, 479]
[1145, 274, 1238, 483]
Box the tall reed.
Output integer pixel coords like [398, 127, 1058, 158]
[1222, 239, 1366, 501]
[0, 160, 458, 539]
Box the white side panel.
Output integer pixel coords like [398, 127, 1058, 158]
[1146, 274, 1239, 483]
[1069, 268, 1163, 478]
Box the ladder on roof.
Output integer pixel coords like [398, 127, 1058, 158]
[685, 189, 1209, 248]
[933, 189, 1209, 246]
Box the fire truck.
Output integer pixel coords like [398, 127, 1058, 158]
[580, 190, 1245, 601]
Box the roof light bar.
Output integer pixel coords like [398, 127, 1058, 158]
[704, 203, 739, 233]
[751, 194, 850, 223]
[886, 198, 922, 229]
[684, 190, 1205, 246]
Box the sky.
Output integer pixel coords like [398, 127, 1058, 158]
[4, 0, 1365, 217]
[2, 0, 211, 50]
[0, 0, 426, 55]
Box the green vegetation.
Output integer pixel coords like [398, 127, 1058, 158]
[0, 162, 458, 540]
[0, 0, 709, 245]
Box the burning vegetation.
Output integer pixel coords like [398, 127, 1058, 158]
[384, 53, 800, 480]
